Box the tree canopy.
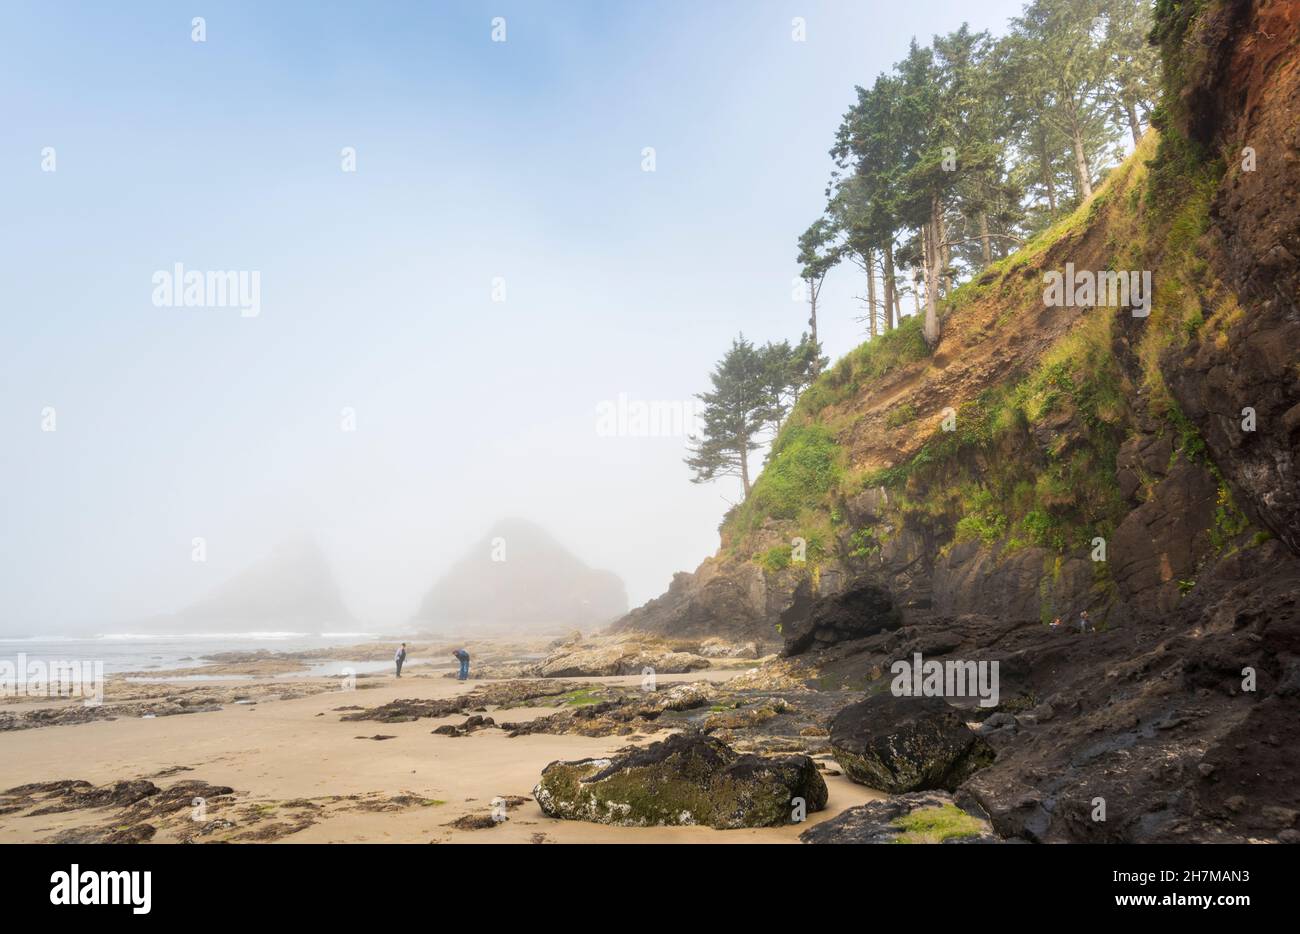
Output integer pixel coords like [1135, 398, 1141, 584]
[808, 0, 1159, 351]
[694, 0, 1161, 502]
[685, 336, 821, 497]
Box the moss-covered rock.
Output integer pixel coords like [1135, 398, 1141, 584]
[532, 731, 827, 828]
[801, 791, 998, 844]
[830, 693, 995, 793]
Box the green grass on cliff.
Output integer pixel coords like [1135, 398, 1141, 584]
[761, 133, 1189, 565]
[858, 303, 1130, 558]
[732, 304, 1132, 565]
[724, 31, 1256, 580]
[720, 147, 1139, 551]
[794, 315, 928, 421]
[713, 0, 1258, 630]
[726, 423, 844, 539]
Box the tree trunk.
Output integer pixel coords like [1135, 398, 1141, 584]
[807, 279, 820, 376]
[922, 201, 941, 350]
[1067, 98, 1094, 200]
[883, 242, 897, 331]
[1038, 124, 1058, 213]
[978, 211, 992, 267]
[739, 444, 751, 498]
[865, 248, 878, 339]
[1125, 99, 1142, 146]
[913, 236, 923, 317]
[938, 210, 950, 296]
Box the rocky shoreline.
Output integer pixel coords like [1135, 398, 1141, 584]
[3, 587, 1296, 844]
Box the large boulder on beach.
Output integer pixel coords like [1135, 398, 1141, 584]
[830, 693, 995, 793]
[533, 731, 826, 828]
[800, 791, 999, 844]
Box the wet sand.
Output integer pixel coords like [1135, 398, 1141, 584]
[0, 669, 880, 843]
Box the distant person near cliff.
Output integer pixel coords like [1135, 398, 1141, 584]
[453, 648, 470, 681]
[395, 643, 407, 678]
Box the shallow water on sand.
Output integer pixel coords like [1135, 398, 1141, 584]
[0, 632, 388, 675]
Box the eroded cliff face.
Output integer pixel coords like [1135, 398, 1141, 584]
[613, 0, 1298, 648]
[613, 0, 1300, 844]
[1163, 0, 1300, 553]
[958, 0, 1300, 839]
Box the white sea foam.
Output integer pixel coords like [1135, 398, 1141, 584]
[96, 631, 312, 641]
[1, 631, 381, 675]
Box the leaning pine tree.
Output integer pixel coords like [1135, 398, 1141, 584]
[684, 336, 777, 499]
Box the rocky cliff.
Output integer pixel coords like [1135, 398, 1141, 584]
[615, 0, 1298, 646]
[611, 0, 1300, 842]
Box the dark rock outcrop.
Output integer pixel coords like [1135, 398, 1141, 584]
[830, 693, 995, 793]
[431, 714, 496, 737]
[1109, 461, 1220, 619]
[1162, 0, 1300, 555]
[340, 680, 576, 723]
[609, 561, 772, 641]
[781, 580, 900, 656]
[2, 777, 240, 844]
[31, 779, 160, 814]
[801, 791, 1000, 844]
[956, 547, 1300, 843]
[533, 731, 827, 828]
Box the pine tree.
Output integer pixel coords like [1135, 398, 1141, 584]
[796, 220, 839, 374]
[778, 0, 1161, 376]
[1006, 0, 1117, 202]
[1098, 0, 1160, 145]
[684, 336, 778, 498]
[761, 334, 823, 433]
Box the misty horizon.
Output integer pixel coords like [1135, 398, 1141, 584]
[2, 517, 631, 637]
[1, 0, 1030, 634]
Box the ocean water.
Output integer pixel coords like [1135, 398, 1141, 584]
[0, 631, 389, 677]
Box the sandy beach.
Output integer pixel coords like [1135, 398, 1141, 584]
[0, 656, 880, 844]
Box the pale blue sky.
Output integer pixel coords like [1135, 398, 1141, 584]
[1, 0, 1026, 632]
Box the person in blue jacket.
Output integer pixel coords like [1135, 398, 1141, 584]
[453, 648, 470, 680]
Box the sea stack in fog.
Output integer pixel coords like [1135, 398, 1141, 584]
[170, 538, 354, 630]
[414, 518, 627, 632]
